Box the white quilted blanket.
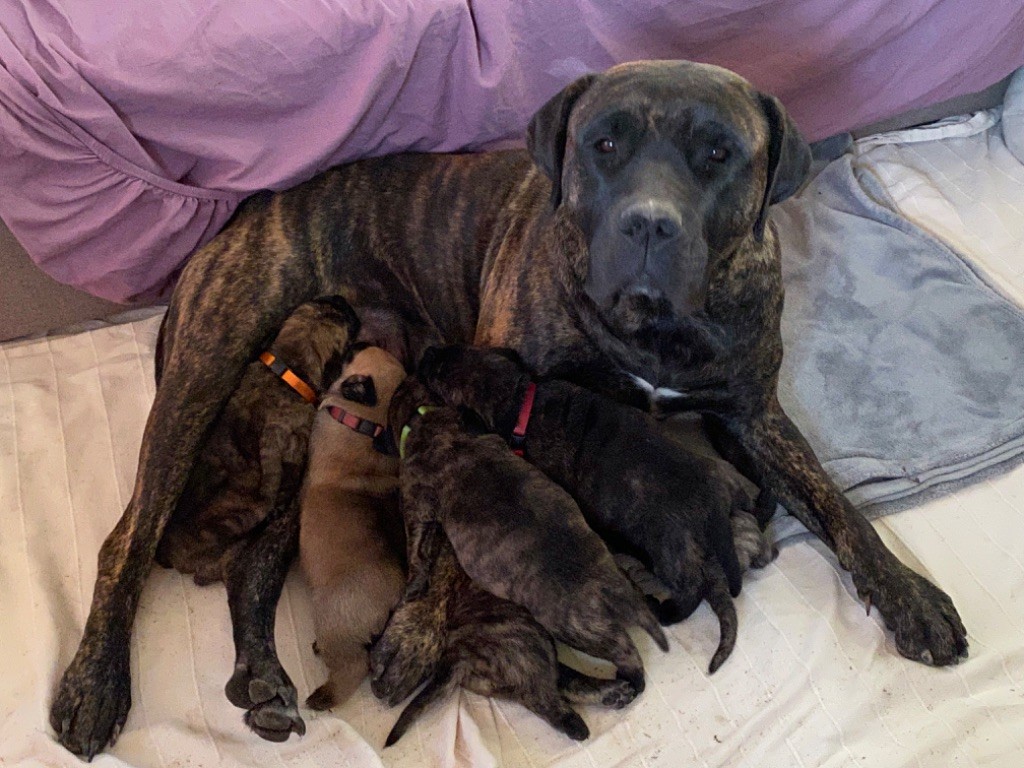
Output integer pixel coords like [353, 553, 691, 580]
[3, 107, 1024, 766]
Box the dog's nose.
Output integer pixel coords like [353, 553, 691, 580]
[618, 200, 683, 245]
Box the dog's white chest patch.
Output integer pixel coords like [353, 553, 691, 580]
[628, 374, 687, 405]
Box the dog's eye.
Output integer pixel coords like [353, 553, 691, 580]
[594, 138, 617, 154]
[709, 146, 730, 163]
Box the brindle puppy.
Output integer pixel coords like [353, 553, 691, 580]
[375, 377, 668, 694]
[416, 345, 764, 670]
[375, 523, 636, 747]
[155, 297, 359, 740]
[156, 299, 358, 582]
[53, 62, 966, 759]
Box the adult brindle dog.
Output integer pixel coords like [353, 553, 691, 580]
[51, 60, 967, 759]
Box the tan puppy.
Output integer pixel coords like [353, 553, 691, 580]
[300, 346, 407, 709]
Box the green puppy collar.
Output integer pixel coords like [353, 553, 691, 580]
[399, 405, 438, 459]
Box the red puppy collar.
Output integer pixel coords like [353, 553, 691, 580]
[324, 404, 386, 438]
[509, 382, 537, 457]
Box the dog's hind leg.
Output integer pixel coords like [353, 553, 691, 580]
[522, 692, 590, 742]
[555, 625, 647, 695]
[50, 198, 331, 758]
[557, 664, 638, 709]
[223, 499, 306, 742]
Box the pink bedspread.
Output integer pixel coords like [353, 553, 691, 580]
[2, 1, 1022, 302]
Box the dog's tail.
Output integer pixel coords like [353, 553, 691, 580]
[306, 640, 371, 711]
[705, 567, 738, 674]
[636, 600, 670, 652]
[384, 664, 456, 747]
[711, 507, 744, 598]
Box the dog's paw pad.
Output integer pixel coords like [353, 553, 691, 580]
[600, 679, 639, 709]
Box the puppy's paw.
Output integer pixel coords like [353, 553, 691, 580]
[596, 678, 638, 709]
[50, 638, 131, 761]
[555, 710, 590, 741]
[856, 559, 968, 666]
[226, 657, 305, 741]
[558, 666, 638, 709]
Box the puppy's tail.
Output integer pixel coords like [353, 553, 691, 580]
[384, 664, 456, 748]
[705, 567, 738, 675]
[711, 508, 744, 598]
[306, 642, 370, 711]
[636, 600, 670, 652]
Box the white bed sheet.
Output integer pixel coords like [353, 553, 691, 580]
[3, 117, 1024, 766]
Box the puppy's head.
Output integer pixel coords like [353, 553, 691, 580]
[386, 375, 438, 452]
[416, 345, 531, 433]
[270, 296, 361, 399]
[326, 346, 406, 412]
[527, 61, 810, 337]
[318, 345, 407, 454]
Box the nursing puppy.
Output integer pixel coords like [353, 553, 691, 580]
[299, 346, 407, 710]
[375, 523, 636, 746]
[156, 298, 358, 585]
[376, 377, 668, 694]
[152, 298, 358, 740]
[417, 345, 768, 672]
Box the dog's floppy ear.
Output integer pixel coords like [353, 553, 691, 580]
[527, 73, 597, 209]
[340, 374, 378, 406]
[753, 94, 811, 242]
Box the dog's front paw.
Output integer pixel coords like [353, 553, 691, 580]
[50, 638, 131, 761]
[226, 657, 305, 741]
[857, 559, 968, 666]
[370, 601, 444, 706]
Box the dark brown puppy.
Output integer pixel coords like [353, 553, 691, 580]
[377, 377, 667, 694]
[155, 297, 359, 741]
[53, 62, 965, 759]
[416, 345, 759, 671]
[374, 523, 636, 747]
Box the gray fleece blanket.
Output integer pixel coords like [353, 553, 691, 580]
[773, 155, 1024, 514]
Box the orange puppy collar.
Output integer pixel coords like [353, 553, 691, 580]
[259, 351, 317, 404]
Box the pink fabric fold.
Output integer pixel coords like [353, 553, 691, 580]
[2, 0, 1022, 302]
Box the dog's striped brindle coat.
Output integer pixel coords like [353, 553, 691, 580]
[51, 61, 966, 759]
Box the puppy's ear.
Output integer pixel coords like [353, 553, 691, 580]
[753, 94, 811, 242]
[312, 294, 361, 335]
[341, 374, 378, 406]
[488, 347, 526, 369]
[527, 73, 597, 209]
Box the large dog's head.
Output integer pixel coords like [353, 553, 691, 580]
[527, 61, 810, 331]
